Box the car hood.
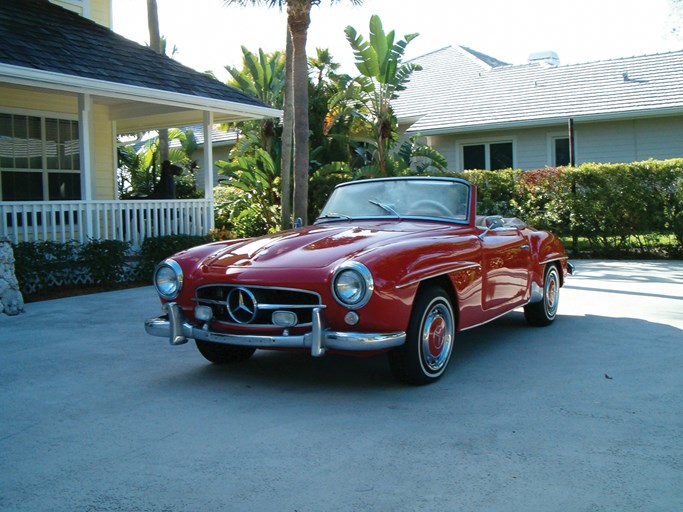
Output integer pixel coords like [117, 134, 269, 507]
[201, 221, 450, 270]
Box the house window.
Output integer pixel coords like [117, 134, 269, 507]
[463, 144, 485, 170]
[462, 141, 513, 170]
[553, 137, 570, 166]
[0, 113, 81, 201]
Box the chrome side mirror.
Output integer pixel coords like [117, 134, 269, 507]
[478, 215, 504, 239]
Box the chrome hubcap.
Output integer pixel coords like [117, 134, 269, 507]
[545, 270, 559, 317]
[421, 302, 454, 373]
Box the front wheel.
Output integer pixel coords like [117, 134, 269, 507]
[388, 285, 455, 385]
[524, 264, 560, 326]
[195, 340, 256, 364]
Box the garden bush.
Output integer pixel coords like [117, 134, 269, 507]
[13, 239, 131, 298]
[213, 184, 274, 238]
[13, 235, 215, 300]
[451, 158, 683, 258]
[78, 239, 130, 284]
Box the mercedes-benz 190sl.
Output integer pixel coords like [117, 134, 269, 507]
[145, 177, 572, 384]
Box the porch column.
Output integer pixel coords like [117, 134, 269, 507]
[78, 93, 95, 238]
[202, 111, 215, 230]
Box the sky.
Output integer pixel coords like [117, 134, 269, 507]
[112, 0, 682, 81]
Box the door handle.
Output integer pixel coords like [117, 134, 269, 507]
[520, 244, 530, 250]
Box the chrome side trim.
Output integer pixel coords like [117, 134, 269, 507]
[459, 307, 519, 332]
[145, 303, 405, 355]
[395, 262, 481, 290]
[539, 255, 568, 266]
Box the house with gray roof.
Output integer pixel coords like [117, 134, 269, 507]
[393, 45, 683, 171]
[0, 0, 280, 247]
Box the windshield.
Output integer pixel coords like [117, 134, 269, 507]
[317, 178, 471, 223]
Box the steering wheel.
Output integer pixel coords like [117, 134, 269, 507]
[409, 200, 454, 217]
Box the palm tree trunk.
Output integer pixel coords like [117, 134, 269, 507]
[147, 0, 169, 162]
[287, 0, 311, 225]
[280, 26, 294, 229]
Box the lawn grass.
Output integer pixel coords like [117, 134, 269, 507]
[561, 233, 682, 259]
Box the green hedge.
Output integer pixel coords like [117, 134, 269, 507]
[13, 235, 213, 300]
[13, 239, 131, 298]
[458, 158, 683, 258]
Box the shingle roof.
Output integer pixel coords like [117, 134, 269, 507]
[176, 126, 239, 147]
[139, 125, 239, 149]
[393, 45, 683, 134]
[0, 0, 270, 110]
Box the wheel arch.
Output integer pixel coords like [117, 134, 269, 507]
[414, 274, 458, 316]
[539, 258, 566, 287]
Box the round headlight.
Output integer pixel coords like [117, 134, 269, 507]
[332, 262, 373, 309]
[154, 259, 183, 300]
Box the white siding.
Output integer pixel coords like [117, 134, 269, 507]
[633, 117, 683, 160]
[418, 116, 683, 171]
[576, 116, 683, 164]
[576, 121, 638, 163]
[514, 127, 559, 170]
[426, 135, 457, 169]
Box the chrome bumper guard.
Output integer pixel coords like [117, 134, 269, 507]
[145, 303, 406, 357]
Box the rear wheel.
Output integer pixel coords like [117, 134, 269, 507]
[195, 340, 255, 364]
[524, 264, 560, 326]
[388, 285, 455, 385]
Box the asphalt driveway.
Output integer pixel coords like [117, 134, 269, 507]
[1, 260, 682, 511]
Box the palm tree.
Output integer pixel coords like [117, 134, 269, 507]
[146, 0, 169, 163]
[226, 46, 285, 107]
[280, 27, 294, 229]
[226, 46, 286, 156]
[345, 15, 421, 175]
[224, 0, 363, 227]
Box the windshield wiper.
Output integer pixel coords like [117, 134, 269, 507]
[368, 199, 401, 218]
[316, 212, 352, 222]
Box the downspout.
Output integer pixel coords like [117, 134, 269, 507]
[568, 118, 575, 166]
[568, 117, 578, 255]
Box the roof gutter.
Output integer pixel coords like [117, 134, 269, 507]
[0, 63, 282, 120]
[407, 107, 683, 136]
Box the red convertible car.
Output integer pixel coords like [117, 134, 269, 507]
[145, 177, 572, 384]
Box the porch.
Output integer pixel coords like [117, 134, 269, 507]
[0, 198, 213, 250]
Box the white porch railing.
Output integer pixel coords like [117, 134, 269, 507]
[0, 199, 213, 249]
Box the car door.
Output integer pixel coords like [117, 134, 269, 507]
[479, 222, 531, 313]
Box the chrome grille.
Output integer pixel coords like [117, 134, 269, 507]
[195, 285, 321, 327]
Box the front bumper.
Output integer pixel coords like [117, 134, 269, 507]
[145, 302, 406, 357]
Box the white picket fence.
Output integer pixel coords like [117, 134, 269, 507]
[0, 199, 213, 249]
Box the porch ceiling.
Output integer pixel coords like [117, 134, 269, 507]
[109, 98, 273, 133]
